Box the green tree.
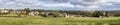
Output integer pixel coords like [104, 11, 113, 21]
[24, 8, 30, 12]
[104, 11, 108, 17]
[92, 11, 103, 17]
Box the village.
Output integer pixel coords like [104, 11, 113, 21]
[0, 8, 79, 17]
[0, 8, 120, 18]
[0, 8, 120, 25]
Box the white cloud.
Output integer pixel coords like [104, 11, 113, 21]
[0, 0, 119, 10]
[75, 5, 99, 8]
[42, 3, 74, 7]
[105, 3, 113, 6]
[16, 0, 39, 3]
[6, 2, 15, 5]
[0, 0, 2, 2]
[33, 2, 45, 5]
[113, 0, 120, 3]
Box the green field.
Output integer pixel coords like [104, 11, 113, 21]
[0, 16, 119, 25]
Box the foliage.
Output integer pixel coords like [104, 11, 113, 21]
[24, 8, 30, 12]
[39, 14, 48, 17]
[91, 11, 103, 17]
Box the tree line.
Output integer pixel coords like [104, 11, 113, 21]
[1, 8, 120, 17]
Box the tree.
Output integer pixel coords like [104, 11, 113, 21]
[24, 8, 30, 12]
[104, 11, 108, 17]
[92, 11, 103, 17]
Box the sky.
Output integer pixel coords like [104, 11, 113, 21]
[0, 0, 120, 10]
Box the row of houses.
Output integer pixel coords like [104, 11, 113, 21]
[1, 9, 120, 17]
[0, 10, 76, 17]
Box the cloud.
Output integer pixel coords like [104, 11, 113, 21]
[0, 0, 119, 10]
[113, 0, 120, 3]
[16, 0, 39, 3]
[6, 2, 15, 5]
[70, 0, 107, 6]
[42, 3, 74, 7]
[41, 0, 69, 3]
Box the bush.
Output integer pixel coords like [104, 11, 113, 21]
[39, 14, 47, 17]
[92, 11, 103, 17]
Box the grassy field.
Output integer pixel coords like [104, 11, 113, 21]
[0, 16, 119, 25]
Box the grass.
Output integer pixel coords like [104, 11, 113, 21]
[0, 16, 119, 25]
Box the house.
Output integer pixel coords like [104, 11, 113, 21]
[29, 11, 40, 16]
[0, 10, 10, 15]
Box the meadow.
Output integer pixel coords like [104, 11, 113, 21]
[0, 16, 119, 25]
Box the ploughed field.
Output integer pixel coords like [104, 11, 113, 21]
[0, 15, 119, 25]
